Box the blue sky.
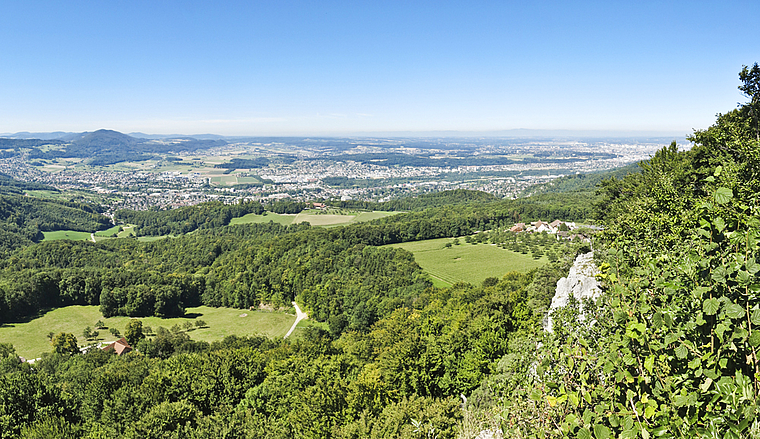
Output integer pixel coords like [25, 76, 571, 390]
[1, 1, 758, 136]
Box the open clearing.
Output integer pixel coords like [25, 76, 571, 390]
[94, 225, 122, 237]
[388, 237, 547, 287]
[231, 209, 396, 227]
[0, 305, 319, 359]
[42, 230, 93, 241]
[230, 212, 297, 226]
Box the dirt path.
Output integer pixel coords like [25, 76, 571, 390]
[90, 233, 96, 243]
[284, 301, 308, 338]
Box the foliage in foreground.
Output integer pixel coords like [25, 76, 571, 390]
[467, 63, 760, 438]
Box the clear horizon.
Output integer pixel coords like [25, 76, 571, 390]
[2, 1, 758, 136]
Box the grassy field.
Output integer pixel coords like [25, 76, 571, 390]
[230, 212, 296, 226]
[230, 210, 397, 227]
[94, 225, 122, 237]
[388, 237, 547, 287]
[44, 225, 139, 242]
[42, 230, 93, 241]
[0, 305, 310, 360]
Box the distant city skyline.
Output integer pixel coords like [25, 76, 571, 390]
[1, 1, 758, 136]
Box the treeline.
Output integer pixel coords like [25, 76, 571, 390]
[115, 201, 265, 236]
[213, 156, 295, 169]
[0, 138, 66, 148]
[331, 188, 499, 211]
[0, 222, 308, 322]
[330, 188, 596, 220]
[0, 221, 432, 332]
[0, 186, 590, 326]
[518, 162, 641, 197]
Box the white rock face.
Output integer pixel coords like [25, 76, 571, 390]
[544, 251, 600, 333]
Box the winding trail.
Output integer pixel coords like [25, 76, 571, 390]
[284, 301, 308, 338]
[90, 233, 96, 243]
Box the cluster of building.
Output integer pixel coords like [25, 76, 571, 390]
[510, 220, 575, 234]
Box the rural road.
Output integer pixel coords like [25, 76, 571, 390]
[284, 301, 308, 338]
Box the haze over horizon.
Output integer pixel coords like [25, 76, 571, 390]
[2, 1, 758, 136]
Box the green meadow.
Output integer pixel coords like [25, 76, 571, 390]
[0, 305, 318, 360]
[94, 225, 122, 237]
[230, 212, 297, 226]
[388, 237, 548, 287]
[230, 209, 397, 227]
[42, 230, 93, 241]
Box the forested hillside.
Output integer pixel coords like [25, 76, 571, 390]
[0, 192, 111, 256]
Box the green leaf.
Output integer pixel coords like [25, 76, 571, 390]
[738, 270, 752, 286]
[644, 355, 655, 374]
[644, 405, 656, 419]
[715, 323, 729, 343]
[703, 298, 720, 315]
[751, 309, 760, 326]
[700, 377, 713, 392]
[714, 187, 733, 205]
[608, 413, 620, 428]
[749, 331, 760, 347]
[664, 333, 679, 345]
[652, 312, 663, 329]
[747, 259, 760, 275]
[577, 427, 592, 439]
[675, 344, 688, 360]
[711, 266, 727, 283]
[593, 424, 612, 439]
[565, 414, 580, 428]
[713, 216, 726, 232]
[568, 392, 579, 408]
[725, 302, 745, 319]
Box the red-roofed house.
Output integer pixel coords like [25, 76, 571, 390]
[102, 337, 133, 356]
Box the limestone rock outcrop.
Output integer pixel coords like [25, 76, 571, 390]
[544, 251, 600, 333]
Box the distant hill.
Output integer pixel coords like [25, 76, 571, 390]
[5, 129, 228, 165]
